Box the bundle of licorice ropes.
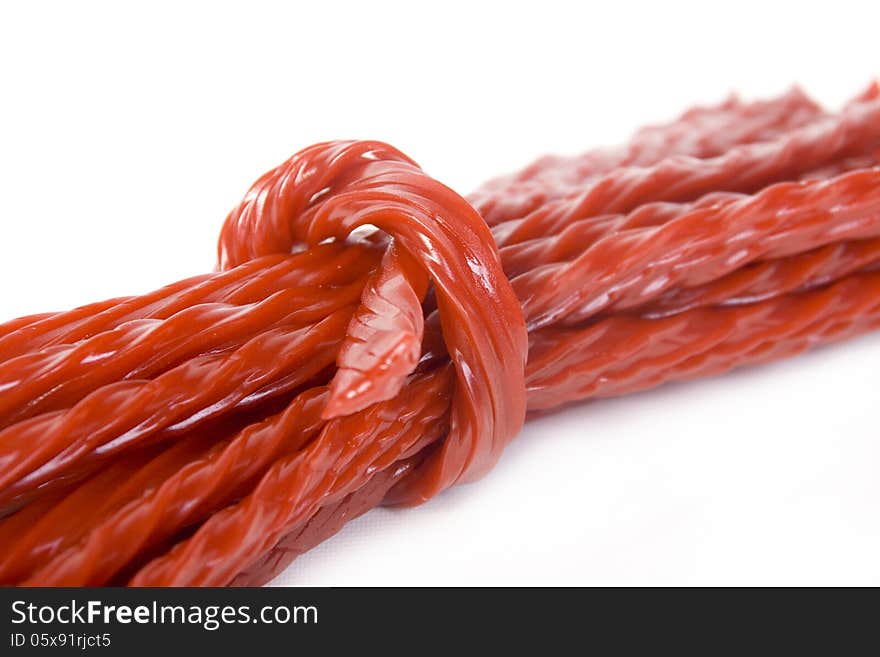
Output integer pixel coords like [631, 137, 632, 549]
[2, 83, 880, 586]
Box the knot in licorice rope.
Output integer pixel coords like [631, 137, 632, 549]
[217, 140, 528, 504]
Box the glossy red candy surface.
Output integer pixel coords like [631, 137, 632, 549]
[2, 85, 880, 585]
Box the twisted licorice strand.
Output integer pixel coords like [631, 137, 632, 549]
[20, 388, 329, 585]
[0, 434, 207, 583]
[0, 255, 268, 359]
[496, 172, 880, 304]
[0, 283, 362, 429]
[493, 189, 745, 251]
[496, 179, 880, 320]
[0, 309, 353, 506]
[524, 269, 880, 409]
[0, 447, 169, 582]
[0, 384, 307, 580]
[220, 140, 528, 503]
[0, 244, 378, 363]
[501, 182, 880, 323]
[0, 387, 314, 515]
[217, 142, 412, 270]
[0, 275, 218, 361]
[523, 282, 777, 402]
[497, 192, 744, 275]
[128, 367, 454, 586]
[517, 168, 880, 328]
[619, 87, 825, 171]
[471, 87, 826, 223]
[310, 182, 525, 500]
[527, 290, 783, 403]
[664, 301, 880, 387]
[799, 145, 880, 181]
[230, 453, 424, 587]
[640, 238, 880, 317]
[595, 292, 880, 402]
[484, 91, 880, 260]
[471, 95, 751, 194]
[512, 210, 880, 323]
[0, 305, 127, 344]
[479, 83, 877, 227]
[219, 143, 431, 419]
[323, 243, 428, 418]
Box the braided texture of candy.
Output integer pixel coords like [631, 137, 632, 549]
[2, 84, 880, 585]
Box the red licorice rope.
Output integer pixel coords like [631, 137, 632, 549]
[2, 84, 880, 586]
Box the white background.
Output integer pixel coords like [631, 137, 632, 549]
[1, 1, 879, 585]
